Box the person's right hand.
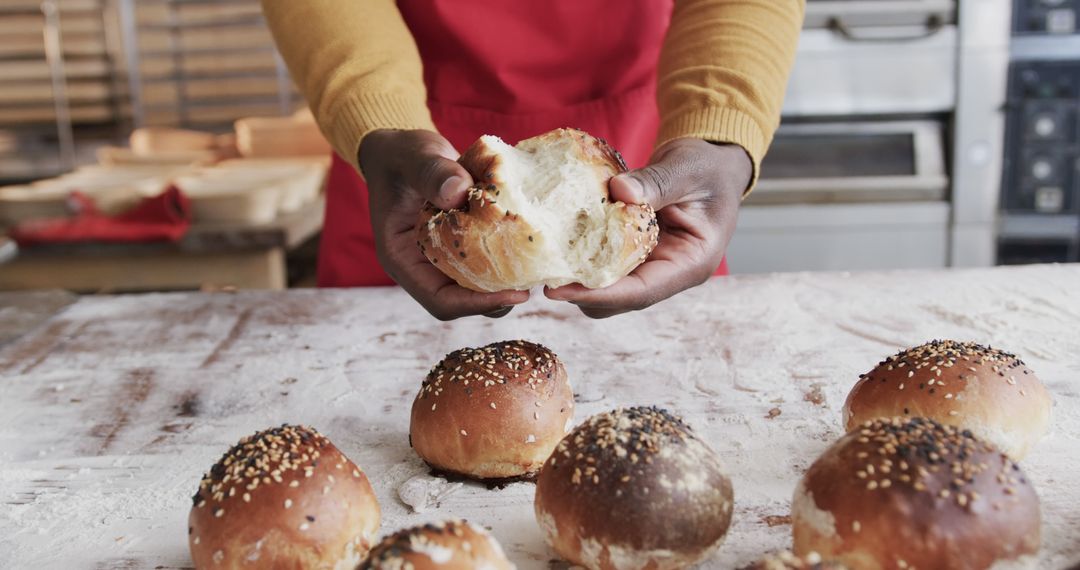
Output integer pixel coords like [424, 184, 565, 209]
[359, 129, 529, 320]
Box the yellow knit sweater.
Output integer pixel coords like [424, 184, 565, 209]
[262, 0, 804, 184]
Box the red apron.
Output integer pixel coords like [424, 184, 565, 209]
[317, 0, 728, 287]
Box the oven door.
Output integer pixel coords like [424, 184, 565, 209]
[727, 120, 951, 273]
[750, 120, 948, 205]
[787, 0, 959, 116]
[804, 0, 957, 29]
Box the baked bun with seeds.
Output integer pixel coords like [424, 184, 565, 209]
[739, 551, 847, 569]
[410, 340, 574, 481]
[188, 424, 380, 569]
[417, 128, 659, 292]
[792, 417, 1040, 570]
[535, 406, 734, 570]
[358, 519, 515, 570]
[843, 340, 1051, 459]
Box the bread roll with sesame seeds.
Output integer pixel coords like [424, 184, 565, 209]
[843, 340, 1052, 460]
[792, 417, 1041, 570]
[739, 551, 848, 569]
[417, 128, 659, 292]
[358, 519, 515, 570]
[534, 406, 734, 570]
[188, 425, 380, 569]
[410, 340, 574, 481]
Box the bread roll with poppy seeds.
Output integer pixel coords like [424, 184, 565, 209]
[410, 340, 574, 480]
[843, 340, 1051, 459]
[535, 406, 734, 570]
[188, 425, 380, 569]
[417, 128, 659, 292]
[792, 417, 1040, 569]
[358, 519, 515, 570]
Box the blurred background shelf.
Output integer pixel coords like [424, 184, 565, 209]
[0, 195, 324, 292]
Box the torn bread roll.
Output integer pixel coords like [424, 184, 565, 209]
[843, 340, 1051, 459]
[358, 519, 515, 570]
[792, 417, 1040, 570]
[417, 128, 659, 292]
[410, 340, 574, 481]
[535, 406, 734, 570]
[188, 425, 380, 569]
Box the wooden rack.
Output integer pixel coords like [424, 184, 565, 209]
[119, 0, 299, 131]
[0, 0, 127, 183]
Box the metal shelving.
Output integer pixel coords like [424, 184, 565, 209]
[118, 0, 298, 131]
[0, 0, 127, 183]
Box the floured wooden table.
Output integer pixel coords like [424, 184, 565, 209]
[2, 265, 1078, 569]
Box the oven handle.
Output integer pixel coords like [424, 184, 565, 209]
[827, 14, 945, 42]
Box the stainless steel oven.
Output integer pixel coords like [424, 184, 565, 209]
[998, 1, 1080, 264]
[728, 0, 1013, 274]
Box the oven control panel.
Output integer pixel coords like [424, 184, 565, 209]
[1014, 0, 1080, 34]
[1002, 60, 1080, 215]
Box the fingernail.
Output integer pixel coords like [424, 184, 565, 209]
[618, 175, 646, 203]
[483, 306, 513, 319]
[440, 176, 463, 198]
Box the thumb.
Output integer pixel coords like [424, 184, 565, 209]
[609, 163, 680, 211]
[403, 134, 473, 210]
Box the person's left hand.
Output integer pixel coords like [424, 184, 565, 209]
[545, 137, 751, 319]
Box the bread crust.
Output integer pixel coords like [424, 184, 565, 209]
[410, 340, 574, 480]
[188, 425, 380, 569]
[359, 520, 515, 570]
[843, 340, 1051, 459]
[739, 551, 848, 569]
[417, 128, 658, 292]
[792, 417, 1040, 570]
[534, 406, 733, 570]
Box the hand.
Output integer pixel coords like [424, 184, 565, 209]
[359, 129, 529, 320]
[546, 138, 750, 319]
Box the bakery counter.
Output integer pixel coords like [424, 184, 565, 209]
[0, 195, 323, 292]
[1, 264, 1078, 567]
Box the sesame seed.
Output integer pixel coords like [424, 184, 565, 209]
[299, 522, 310, 531]
[284, 499, 292, 509]
[460, 429, 468, 436]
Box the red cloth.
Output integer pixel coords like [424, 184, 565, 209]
[317, 0, 728, 287]
[9, 185, 191, 247]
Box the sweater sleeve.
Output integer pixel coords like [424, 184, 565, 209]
[656, 0, 805, 191]
[260, 0, 436, 170]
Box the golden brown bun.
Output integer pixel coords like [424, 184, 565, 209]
[843, 340, 1052, 459]
[417, 128, 658, 292]
[410, 340, 574, 480]
[792, 417, 1040, 570]
[358, 520, 515, 570]
[740, 551, 848, 569]
[535, 406, 734, 570]
[188, 425, 380, 569]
